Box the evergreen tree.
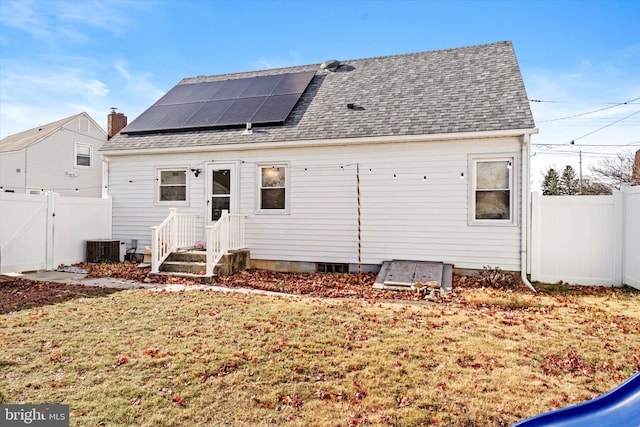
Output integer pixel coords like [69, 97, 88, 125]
[560, 165, 580, 195]
[542, 168, 561, 195]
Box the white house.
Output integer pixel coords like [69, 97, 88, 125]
[0, 113, 108, 197]
[101, 41, 538, 279]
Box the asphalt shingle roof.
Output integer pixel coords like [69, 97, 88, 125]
[1, 113, 84, 153]
[103, 41, 535, 152]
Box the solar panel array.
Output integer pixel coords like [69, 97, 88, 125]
[122, 71, 316, 134]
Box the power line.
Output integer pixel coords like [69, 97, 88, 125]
[570, 110, 640, 143]
[536, 97, 640, 123]
[532, 151, 618, 157]
[552, 118, 640, 124]
[532, 142, 640, 147]
[530, 99, 640, 105]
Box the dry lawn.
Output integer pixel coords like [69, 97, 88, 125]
[1, 274, 639, 426]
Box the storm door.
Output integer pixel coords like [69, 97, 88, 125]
[206, 163, 238, 224]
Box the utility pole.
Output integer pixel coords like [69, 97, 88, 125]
[579, 150, 583, 194]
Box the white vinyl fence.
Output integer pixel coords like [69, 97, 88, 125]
[623, 187, 640, 288]
[531, 186, 640, 288]
[0, 192, 112, 273]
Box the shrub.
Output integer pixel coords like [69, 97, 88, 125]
[475, 266, 518, 289]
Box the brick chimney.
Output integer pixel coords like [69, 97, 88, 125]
[107, 108, 127, 140]
[633, 149, 640, 184]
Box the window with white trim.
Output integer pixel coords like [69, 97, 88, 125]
[157, 168, 188, 203]
[258, 164, 288, 212]
[470, 156, 515, 223]
[75, 143, 92, 168]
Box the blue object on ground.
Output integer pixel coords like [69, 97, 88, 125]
[511, 372, 640, 427]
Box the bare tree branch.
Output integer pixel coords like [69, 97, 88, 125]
[589, 150, 636, 190]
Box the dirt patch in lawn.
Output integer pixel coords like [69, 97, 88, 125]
[0, 279, 119, 314]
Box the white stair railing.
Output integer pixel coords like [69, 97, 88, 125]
[151, 208, 200, 273]
[205, 210, 247, 276]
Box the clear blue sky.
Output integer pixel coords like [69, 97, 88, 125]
[1, 0, 638, 186]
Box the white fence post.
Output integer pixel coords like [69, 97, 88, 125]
[205, 225, 214, 276]
[45, 192, 57, 270]
[221, 211, 229, 254]
[612, 190, 624, 286]
[623, 186, 640, 289]
[169, 208, 178, 253]
[151, 225, 160, 274]
[530, 191, 541, 281]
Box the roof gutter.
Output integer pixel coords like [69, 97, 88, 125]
[100, 128, 539, 156]
[521, 131, 537, 293]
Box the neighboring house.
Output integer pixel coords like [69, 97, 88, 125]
[0, 113, 108, 197]
[101, 41, 537, 277]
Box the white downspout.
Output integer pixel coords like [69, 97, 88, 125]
[521, 133, 537, 293]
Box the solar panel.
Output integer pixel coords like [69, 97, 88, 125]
[215, 97, 267, 127]
[249, 94, 300, 124]
[240, 74, 285, 98]
[184, 100, 234, 127]
[119, 105, 175, 133]
[121, 71, 315, 134]
[188, 81, 226, 102]
[154, 102, 206, 130]
[155, 84, 199, 105]
[209, 78, 253, 101]
[272, 71, 316, 95]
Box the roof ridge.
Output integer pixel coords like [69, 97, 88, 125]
[337, 40, 513, 65]
[2, 112, 84, 140]
[180, 63, 313, 84]
[0, 112, 86, 152]
[179, 40, 513, 84]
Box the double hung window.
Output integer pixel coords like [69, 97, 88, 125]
[470, 156, 515, 224]
[258, 164, 288, 212]
[75, 143, 92, 168]
[157, 168, 188, 203]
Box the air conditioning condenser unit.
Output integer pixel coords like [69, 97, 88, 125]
[86, 239, 126, 263]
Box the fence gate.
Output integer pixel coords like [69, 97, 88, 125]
[0, 192, 112, 274]
[0, 193, 50, 273]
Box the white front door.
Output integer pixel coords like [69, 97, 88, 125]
[206, 162, 238, 224]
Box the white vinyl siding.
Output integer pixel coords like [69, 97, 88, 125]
[107, 136, 524, 270]
[79, 117, 90, 133]
[0, 150, 25, 192]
